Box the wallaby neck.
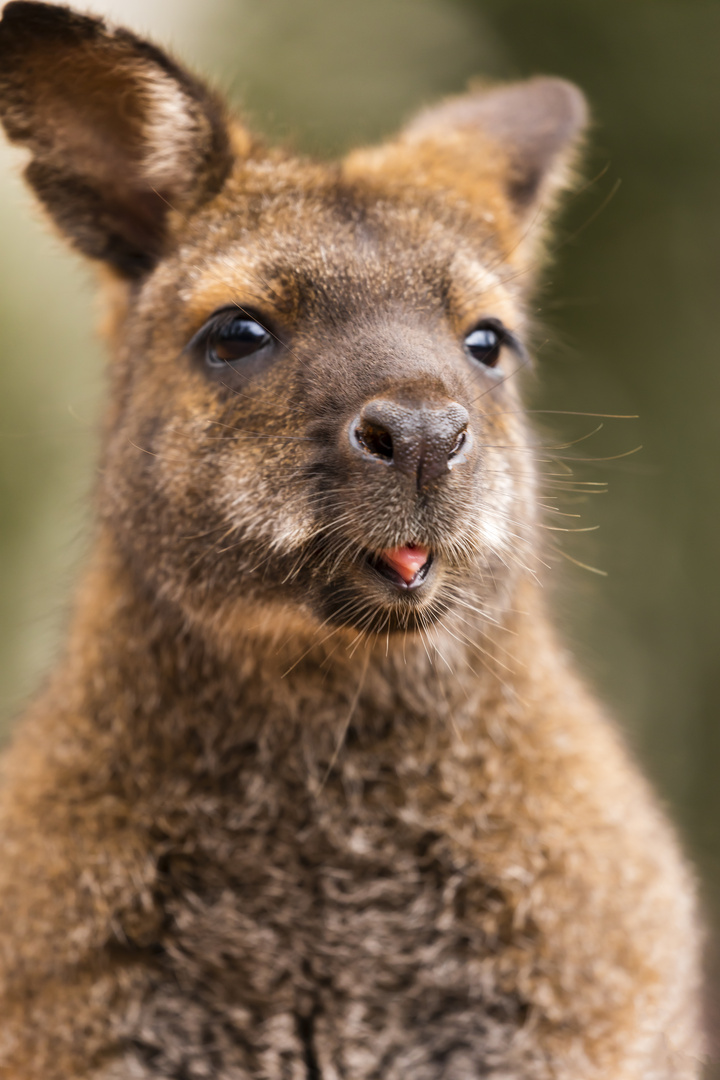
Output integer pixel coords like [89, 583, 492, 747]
[51, 533, 544, 764]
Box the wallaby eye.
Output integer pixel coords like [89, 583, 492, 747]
[463, 319, 508, 368]
[205, 315, 273, 368]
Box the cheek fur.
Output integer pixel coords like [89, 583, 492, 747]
[221, 472, 316, 552]
[154, 421, 317, 556]
[477, 453, 518, 554]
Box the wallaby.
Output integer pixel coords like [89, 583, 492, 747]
[0, 3, 704, 1078]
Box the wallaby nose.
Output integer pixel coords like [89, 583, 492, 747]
[350, 399, 471, 490]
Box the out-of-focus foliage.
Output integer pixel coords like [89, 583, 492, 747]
[1, 0, 718, 1061]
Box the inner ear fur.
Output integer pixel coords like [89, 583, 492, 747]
[0, 1, 234, 277]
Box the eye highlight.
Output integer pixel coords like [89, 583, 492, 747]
[463, 319, 510, 368]
[205, 314, 273, 368]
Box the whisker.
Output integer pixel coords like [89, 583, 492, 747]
[317, 643, 371, 790]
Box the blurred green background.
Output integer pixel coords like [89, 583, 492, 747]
[0, 0, 718, 1067]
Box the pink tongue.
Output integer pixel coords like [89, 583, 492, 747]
[379, 544, 430, 584]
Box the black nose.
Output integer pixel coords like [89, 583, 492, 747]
[350, 399, 471, 490]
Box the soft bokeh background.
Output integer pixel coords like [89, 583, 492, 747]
[1, 0, 718, 1067]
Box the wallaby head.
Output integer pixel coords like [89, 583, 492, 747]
[0, 1, 586, 651]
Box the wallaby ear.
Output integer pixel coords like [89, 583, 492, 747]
[403, 77, 588, 222]
[0, 1, 234, 277]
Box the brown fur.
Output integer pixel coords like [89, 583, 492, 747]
[0, 4, 704, 1077]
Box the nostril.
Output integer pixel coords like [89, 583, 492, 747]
[448, 428, 467, 459]
[354, 421, 394, 462]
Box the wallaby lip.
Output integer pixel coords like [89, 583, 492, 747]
[367, 544, 433, 591]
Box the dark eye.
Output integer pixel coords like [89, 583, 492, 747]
[463, 320, 506, 368]
[205, 316, 272, 368]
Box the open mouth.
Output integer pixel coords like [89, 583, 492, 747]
[317, 542, 441, 632]
[367, 544, 434, 591]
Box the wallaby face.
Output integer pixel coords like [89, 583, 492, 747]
[0, 5, 704, 1080]
[106, 188, 538, 642]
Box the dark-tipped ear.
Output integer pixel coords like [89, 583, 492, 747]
[404, 77, 588, 221]
[0, 1, 234, 277]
